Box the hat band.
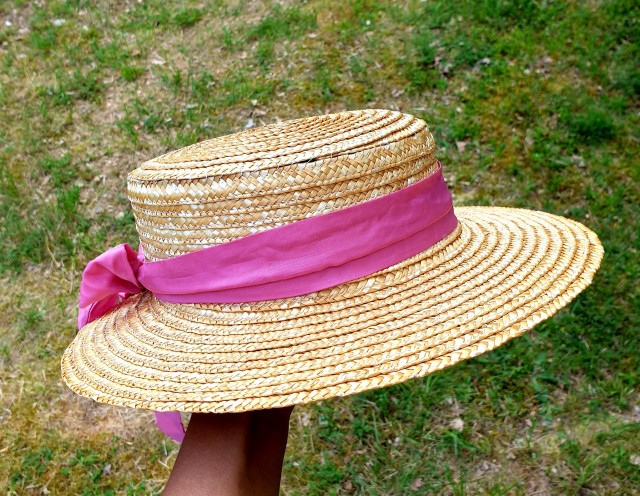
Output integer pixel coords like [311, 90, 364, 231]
[79, 162, 456, 327]
[146, 163, 456, 300]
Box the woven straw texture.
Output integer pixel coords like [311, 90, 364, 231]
[61, 109, 603, 413]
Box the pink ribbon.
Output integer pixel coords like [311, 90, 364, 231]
[77, 163, 457, 442]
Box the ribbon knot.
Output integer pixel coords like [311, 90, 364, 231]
[78, 243, 145, 330]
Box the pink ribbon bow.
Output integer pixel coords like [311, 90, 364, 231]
[77, 244, 186, 442]
[78, 243, 144, 329]
[76, 163, 457, 443]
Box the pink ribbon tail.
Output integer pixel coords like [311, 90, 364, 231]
[154, 412, 186, 442]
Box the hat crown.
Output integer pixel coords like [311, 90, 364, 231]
[127, 109, 439, 261]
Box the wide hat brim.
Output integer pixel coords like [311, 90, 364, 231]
[61, 206, 603, 413]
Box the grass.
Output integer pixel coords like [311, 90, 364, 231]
[0, 0, 638, 494]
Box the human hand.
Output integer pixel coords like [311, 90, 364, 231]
[163, 406, 294, 496]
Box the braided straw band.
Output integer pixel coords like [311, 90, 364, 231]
[77, 162, 455, 441]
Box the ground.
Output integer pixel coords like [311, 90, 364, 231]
[0, 0, 638, 494]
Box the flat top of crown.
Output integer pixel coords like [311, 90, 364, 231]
[129, 109, 428, 181]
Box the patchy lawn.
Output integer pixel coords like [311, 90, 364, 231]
[0, 0, 638, 494]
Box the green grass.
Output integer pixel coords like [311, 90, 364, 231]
[0, 0, 638, 494]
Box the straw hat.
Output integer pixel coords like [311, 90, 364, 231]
[61, 109, 603, 413]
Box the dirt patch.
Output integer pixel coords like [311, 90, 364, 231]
[53, 388, 155, 440]
[525, 471, 553, 495]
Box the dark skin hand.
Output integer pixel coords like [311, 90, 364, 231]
[163, 406, 294, 496]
